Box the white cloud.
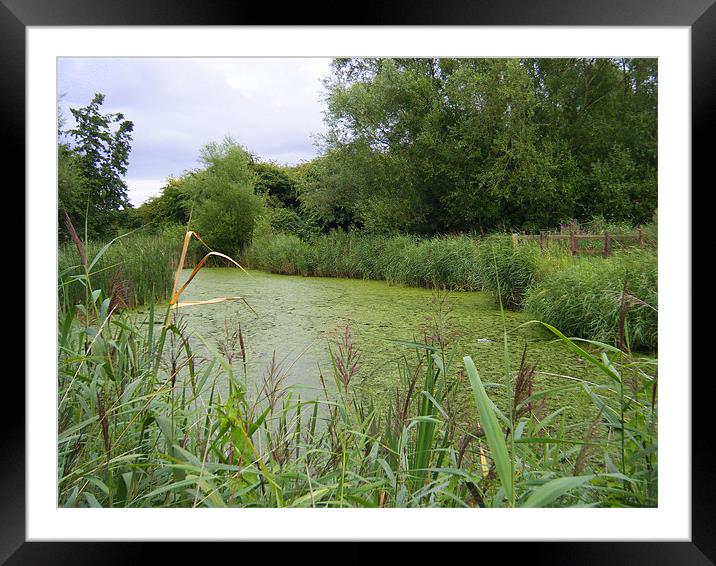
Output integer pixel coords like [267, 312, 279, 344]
[126, 178, 167, 206]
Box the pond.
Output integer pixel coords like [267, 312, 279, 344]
[163, 268, 606, 428]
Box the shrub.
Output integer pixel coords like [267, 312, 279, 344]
[192, 183, 264, 256]
[267, 207, 313, 240]
[524, 249, 657, 350]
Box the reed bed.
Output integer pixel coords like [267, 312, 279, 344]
[474, 235, 542, 308]
[58, 232, 201, 309]
[58, 232, 658, 507]
[248, 231, 487, 289]
[525, 249, 658, 351]
[248, 230, 657, 351]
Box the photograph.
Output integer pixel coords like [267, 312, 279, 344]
[56, 55, 659, 510]
[7, 6, 703, 557]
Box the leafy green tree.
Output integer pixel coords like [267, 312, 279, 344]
[62, 93, 134, 239]
[296, 151, 367, 232]
[314, 59, 448, 233]
[253, 162, 300, 209]
[128, 138, 266, 252]
[192, 185, 264, 254]
[588, 145, 655, 223]
[309, 57, 657, 233]
[266, 207, 316, 240]
[124, 176, 193, 230]
[189, 139, 265, 254]
[58, 143, 91, 241]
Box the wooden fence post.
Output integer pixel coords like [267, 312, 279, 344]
[603, 230, 610, 258]
[512, 233, 518, 250]
[539, 232, 544, 252]
[570, 228, 577, 256]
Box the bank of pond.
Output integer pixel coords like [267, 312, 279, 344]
[59, 230, 658, 351]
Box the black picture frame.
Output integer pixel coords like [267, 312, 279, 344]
[8, 0, 705, 562]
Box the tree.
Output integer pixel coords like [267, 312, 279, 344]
[310, 57, 657, 233]
[58, 143, 91, 241]
[253, 162, 300, 210]
[588, 144, 655, 223]
[313, 58, 446, 233]
[125, 176, 193, 229]
[189, 139, 265, 254]
[129, 139, 269, 249]
[63, 93, 134, 239]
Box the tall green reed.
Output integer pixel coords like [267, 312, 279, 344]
[59, 231, 197, 309]
[525, 249, 657, 350]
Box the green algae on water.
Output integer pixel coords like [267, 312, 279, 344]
[161, 268, 609, 432]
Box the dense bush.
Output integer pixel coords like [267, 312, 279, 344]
[525, 249, 657, 350]
[192, 185, 263, 255]
[267, 207, 314, 240]
[190, 142, 265, 255]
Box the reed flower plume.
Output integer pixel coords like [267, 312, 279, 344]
[63, 210, 87, 267]
[511, 345, 538, 424]
[331, 323, 361, 393]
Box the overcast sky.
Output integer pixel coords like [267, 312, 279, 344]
[58, 58, 333, 205]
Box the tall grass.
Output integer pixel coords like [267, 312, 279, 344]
[244, 232, 311, 276]
[474, 235, 542, 308]
[248, 231, 485, 290]
[58, 234, 657, 508]
[390, 235, 483, 290]
[525, 249, 658, 351]
[58, 231, 201, 309]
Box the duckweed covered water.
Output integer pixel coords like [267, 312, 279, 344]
[163, 268, 607, 430]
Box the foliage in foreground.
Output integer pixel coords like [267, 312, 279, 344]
[58, 243, 657, 508]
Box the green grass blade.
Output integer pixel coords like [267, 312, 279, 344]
[463, 355, 513, 504]
[523, 475, 595, 508]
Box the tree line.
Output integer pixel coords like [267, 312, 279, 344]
[59, 58, 657, 251]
